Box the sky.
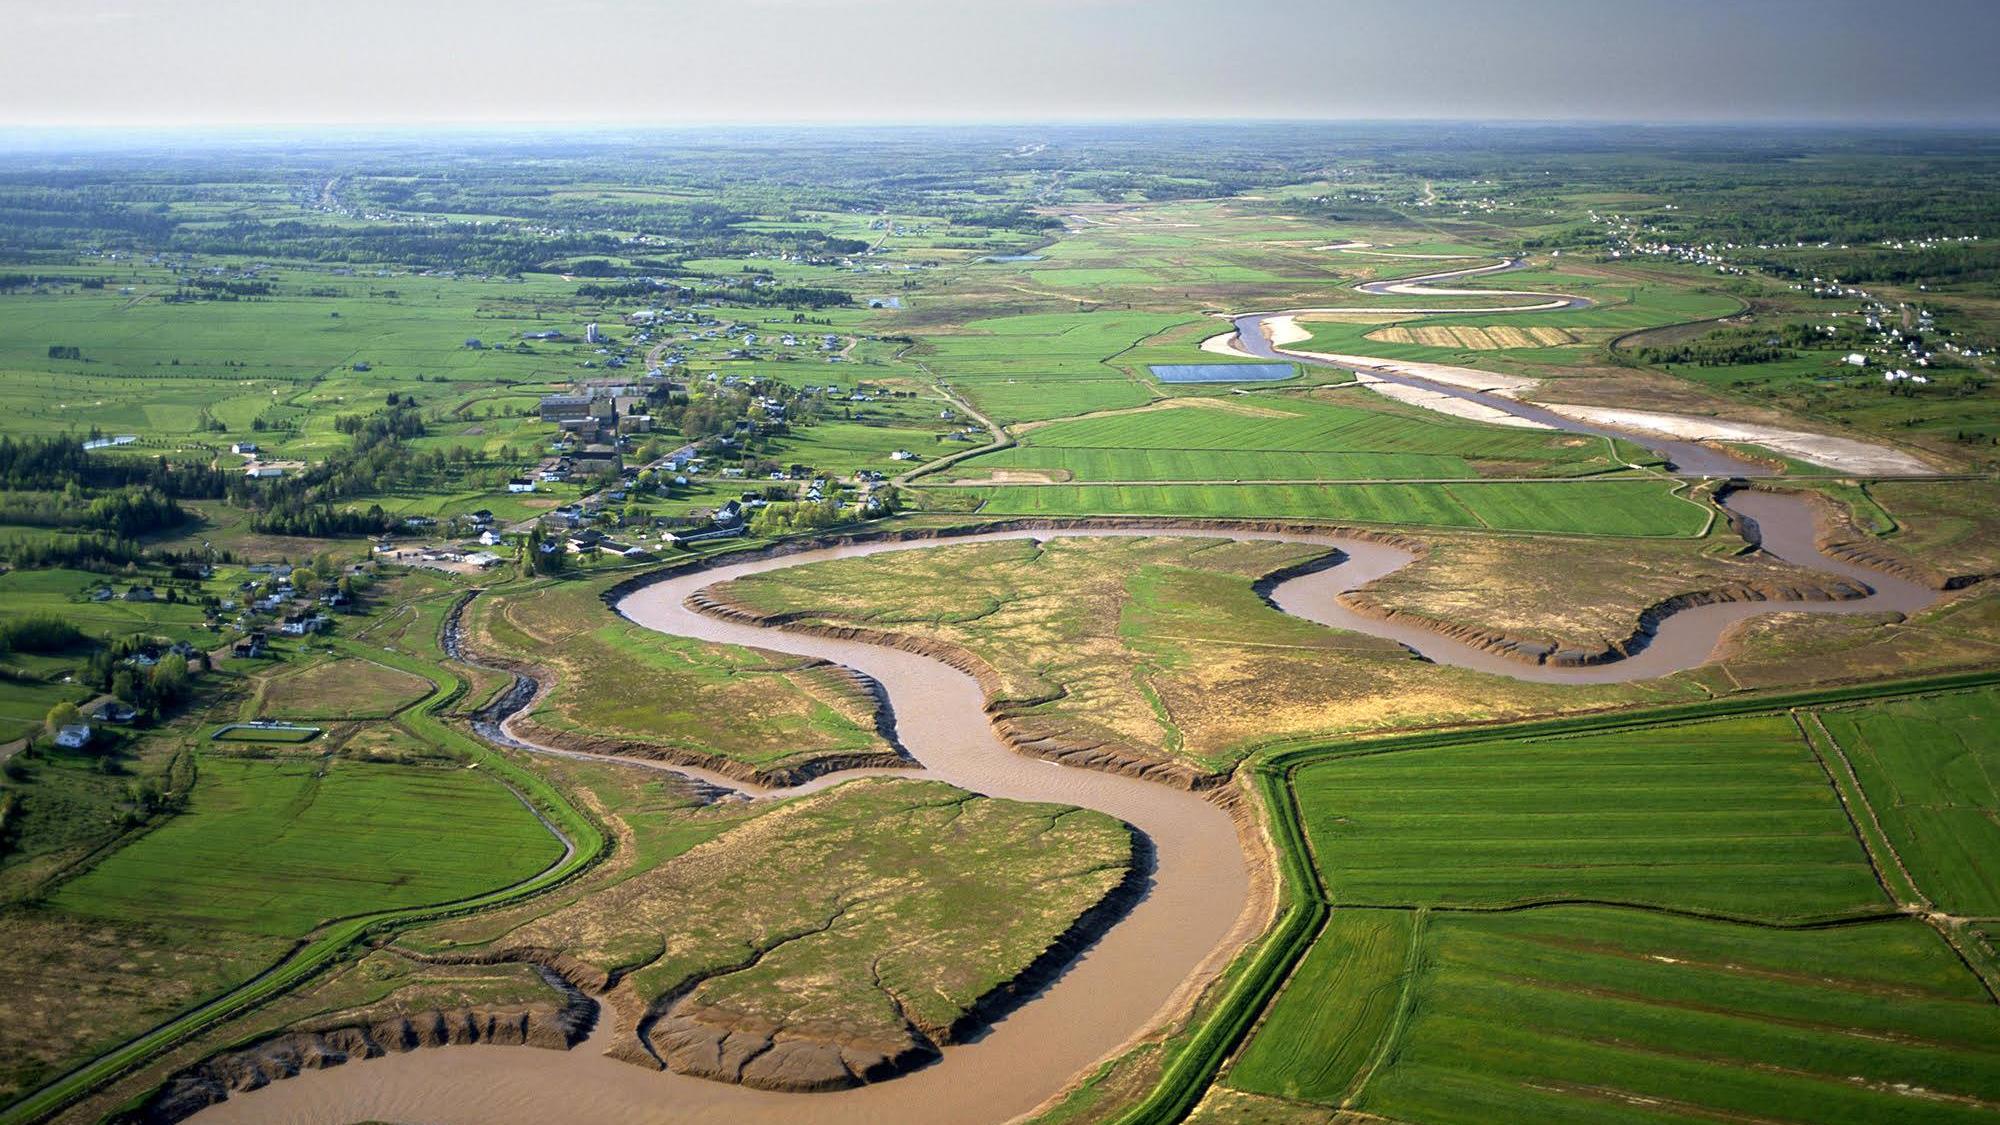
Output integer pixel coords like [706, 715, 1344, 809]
[3, 0, 1997, 128]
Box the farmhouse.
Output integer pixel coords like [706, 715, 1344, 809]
[54, 724, 94, 750]
[90, 700, 139, 723]
[279, 612, 331, 636]
[230, 441, 258, 454]
[233, 633, 267, 658]
[663, 524, 746, 547]
[572, 444, 623, 475]
[539, 393, 594, 422]
[506, 477, 537, 493]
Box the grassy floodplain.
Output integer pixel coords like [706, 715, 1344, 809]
[463, 570, 898, 780]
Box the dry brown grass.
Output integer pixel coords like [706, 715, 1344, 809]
[1356, 531, 1843, 650]
[414, 777, 1133, 1080]
[0, 913, 286, 1100]
[1366, 324, 1577, 349]
[256, 657, 433, 720]
[718, 535, 1711, 772]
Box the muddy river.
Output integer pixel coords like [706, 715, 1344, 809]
[191, 262, 1936, 1124]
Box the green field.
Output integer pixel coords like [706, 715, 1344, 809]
[50, 754, 561, 937]
[960, 479, 1706, 535]
[918, 311, 1183, 423]
[948, 390, 1637, 482]
[1292, 714, 1885, 920]
[1228, 689, 2000, 1122]
[1817, 688, 2000, 914]
[1224, 909, 1414, 1106]
[1346, 908, 2000, 1125]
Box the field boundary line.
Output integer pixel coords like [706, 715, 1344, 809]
[1793, 710, 1925, 910]
[1799, 710, 2000, 1002]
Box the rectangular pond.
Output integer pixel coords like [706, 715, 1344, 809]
[1149, 363, 1295, 383]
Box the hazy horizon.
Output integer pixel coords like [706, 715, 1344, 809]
[3, 0, 1997, 129]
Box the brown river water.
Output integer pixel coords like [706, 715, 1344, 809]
[189, 275, 1937, 1124]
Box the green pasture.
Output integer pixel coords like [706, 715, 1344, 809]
[1817, 687, 2000, 915]
[1350, 908, 2000, 1124]
[1292, 713, 1886, 921]
[957, 478, 1705, 536]
[49, 753, 561, 937]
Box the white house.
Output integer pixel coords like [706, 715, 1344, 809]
[54, 723, 93, 749]
[230, 442, 258, 455]
[1843, 353, 1869, 367]
[478, 530, 503, 546]
[506, 478, 536, 493]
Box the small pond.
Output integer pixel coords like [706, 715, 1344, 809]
[1149, 363, 1294, 383]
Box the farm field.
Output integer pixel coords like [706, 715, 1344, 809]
[1335, 908, 2000, 1125]
[940, 389, 1642, 484]
[252, 655, 434, 719]
[915, 311, 1186, 423]
[957, 478, 1707, 536]
[49, 753, 561, 936]
[1231, 687, 2000, 1121]
[1290, 713, 1886, 920]
[1814, 687, 2000, 915]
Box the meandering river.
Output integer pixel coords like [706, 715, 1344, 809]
[190, 260, 1938, 1125]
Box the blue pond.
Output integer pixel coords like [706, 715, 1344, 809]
[1149, 363, 1294, 384]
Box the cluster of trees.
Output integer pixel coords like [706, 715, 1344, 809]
[333, 402, 426, 447]
[697, 282, 853, 309]
[0, 487, 186, 537]
[523, 526, 566, 575]
[73, 645, 195, 719]
[0, 614, 85, 655]
[747, 497, 850, 538]
[0, 435, 229, 499]
[576, 278, 681, 300]
[167, 278, 275, 301]
[0, 533, 148, 571]
[1744, 243, 2000, 287]
[1629, 337, 1793, 368]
